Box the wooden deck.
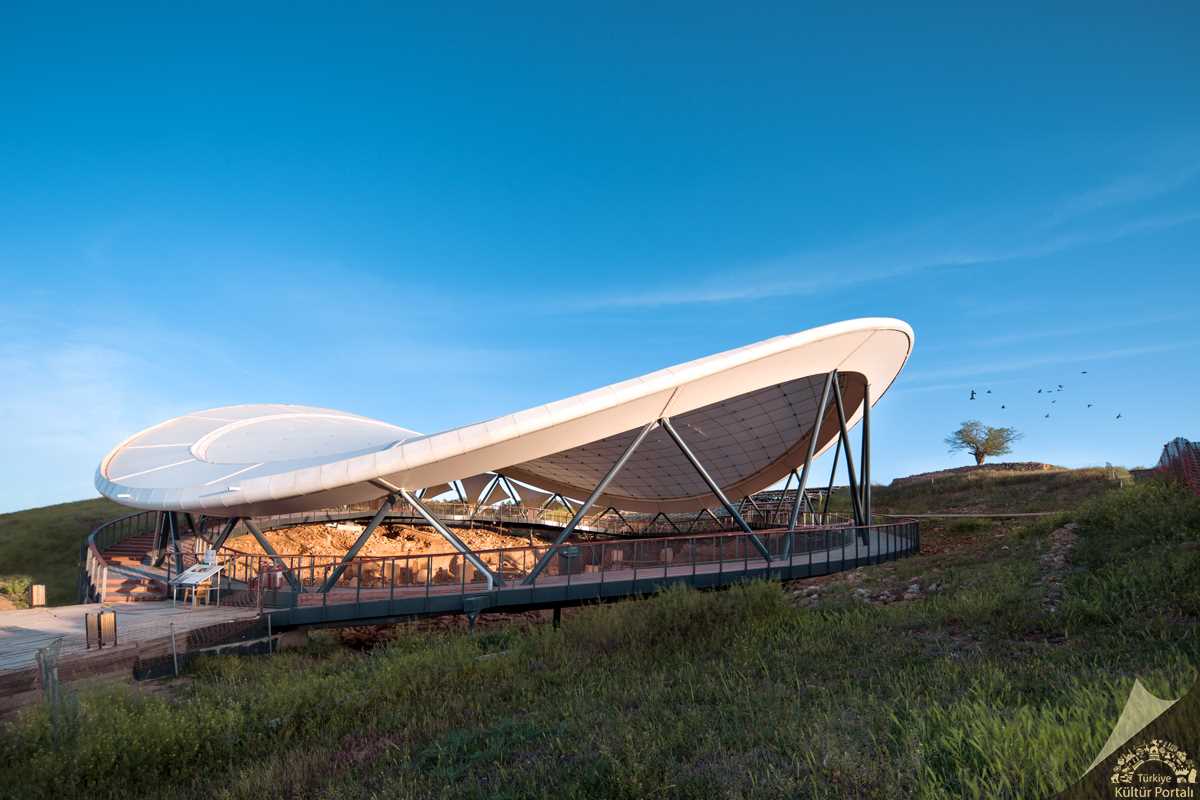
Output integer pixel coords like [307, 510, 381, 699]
[0, 601, 261, 673]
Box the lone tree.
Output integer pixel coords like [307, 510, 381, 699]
[945, 420, 1023, 465]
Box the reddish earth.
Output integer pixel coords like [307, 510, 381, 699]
[226, 522, 534, 558]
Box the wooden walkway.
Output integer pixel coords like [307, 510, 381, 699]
[269, 524, 919, 626]
[0, 601, 261, 673]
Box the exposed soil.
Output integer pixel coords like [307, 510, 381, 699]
[1039, 522, 1079, 614]
[226, 522, 535, 558]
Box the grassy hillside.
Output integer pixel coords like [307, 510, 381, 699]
[0, 467, 1137, 607]
[3, 480, 1198, 799]
[824, 465, 1132, 516]
[0, 497, 126, 606]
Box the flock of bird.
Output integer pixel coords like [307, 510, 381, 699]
[968, 370, 1123, 421]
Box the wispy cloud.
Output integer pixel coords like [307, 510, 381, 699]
[920, 311, 1192, 353]
[568, 206, 1200, 311]
[903, 341, 1197, 384]
[1044, 160, 1200, 228]
[0, 338, 187, 511]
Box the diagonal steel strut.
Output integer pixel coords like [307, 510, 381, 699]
[399, 488, 502, 589]
[524, 420, 659, 585]
[166, 512, 184, 575]
[789, 371, 836, 533]
[319, 494, 397, 593]
[660, 417, 771, 561]
[211, 517, 238, 550]
[830, 372, 866, 527]
[243, 518, 302, 592]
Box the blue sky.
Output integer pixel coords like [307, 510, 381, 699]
[1, 4, 1197, 512]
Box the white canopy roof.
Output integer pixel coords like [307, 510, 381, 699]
[96, 317, 913, 516]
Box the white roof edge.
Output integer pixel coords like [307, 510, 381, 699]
[97, 318, 914, 515]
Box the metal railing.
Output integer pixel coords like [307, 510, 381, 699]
[241, 500, 851, 541]
[78, 500, 866, 610]
[255, 520, 920, 610]
[180, 505, 853, 586]
[77, 510, 162, 603]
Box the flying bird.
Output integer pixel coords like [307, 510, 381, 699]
[1044, 413, 1051, 419]
[970, 389, 976, 400]
[1081, 370, 1088, 374]
[1087, 403, 1093, 408]
[986, 389, 992, 394]
[1037, 389, 1043, 394]
[1000, 404, 1006, 410]
[1116, 413, 1122, 420]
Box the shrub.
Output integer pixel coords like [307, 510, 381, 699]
[0, 575, 33, 607]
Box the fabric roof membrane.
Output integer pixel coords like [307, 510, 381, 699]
[96, 318, 913, 516]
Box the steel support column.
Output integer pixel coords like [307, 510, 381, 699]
[166, 512, 184, 575]
[211, 517, 238, 550]
[652, 511, 682, 534]
[243, 518, 302, 592]
[661, 417, 771, 561]
[319, 494, 397, 593]
[789, 371, 835, 532]
[861, 382, 871, 526]
[830, 373, 866, 528]
[150, 511, 169, 567]
[499, 476, 521, 504]
[823, 437, 840, 516]
[468, 475, 498, 520]
[775, 471, 794, 516]
[597, 506, 635, 534]
[524, 420, 658, 585]
[399, 488, 502, 589]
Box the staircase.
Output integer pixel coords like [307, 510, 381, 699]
[96, 532, 169, 602]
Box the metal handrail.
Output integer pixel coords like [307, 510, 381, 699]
[78, 499, 859, 605]
[253, 519, 920, 605]
[187, 506, 854, 561]
[77, 509, 161, 603]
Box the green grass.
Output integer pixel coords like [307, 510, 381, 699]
[2, 480, 1198, 799]
[0, 497, 126, 606]
[825, 465, 1131, 515]
[0, 467, 1122, 607]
